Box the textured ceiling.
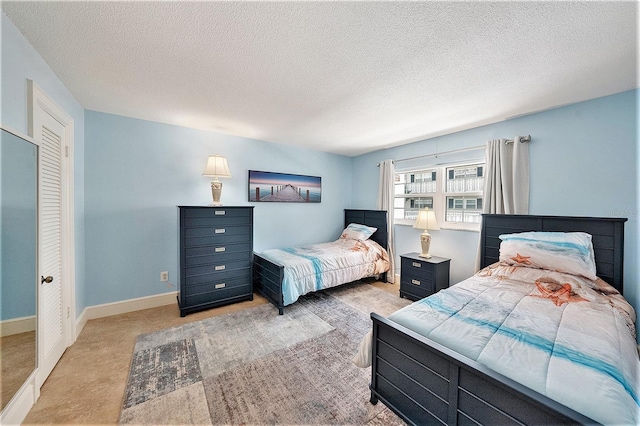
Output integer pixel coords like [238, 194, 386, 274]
[2, 1, 638, 156]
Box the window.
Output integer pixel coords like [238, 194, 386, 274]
[444, 163, 484, 224]
[394, 161, 485, 230]
[393, 169, 436, 221]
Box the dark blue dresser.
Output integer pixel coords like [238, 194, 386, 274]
[178, 206, 254, 316]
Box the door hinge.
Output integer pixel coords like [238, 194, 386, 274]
[67, 307, 70, 319]
[65, 146, 69, 157]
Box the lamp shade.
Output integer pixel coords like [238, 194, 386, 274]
[202, 155, 231, 178]
[413, 208, 440, 231]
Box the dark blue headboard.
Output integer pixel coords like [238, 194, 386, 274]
[480, 214, 627, 294]
[344, 209, 388, 251]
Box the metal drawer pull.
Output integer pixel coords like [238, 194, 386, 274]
[215, 265, 226, 271]
[215, 247, 226, 252]
[215, 210, 226, 215]
[215, 228, 226, 234]
[412, 262, 421, 268]
[411, 279, 421, 285]
[215, 283, 226, 289]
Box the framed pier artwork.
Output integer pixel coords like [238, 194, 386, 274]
[248, 170, 321, 203]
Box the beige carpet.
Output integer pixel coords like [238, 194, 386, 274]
[120, 282, 410, 425]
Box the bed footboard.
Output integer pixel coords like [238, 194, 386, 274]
[369, 313, 595, 426]
[253, 253, 285, 314]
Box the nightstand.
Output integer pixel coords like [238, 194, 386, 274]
[400, 253, 450, 301]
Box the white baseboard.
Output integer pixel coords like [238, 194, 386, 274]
[0, 315, 36, 337]
[0, 371, 37, 425]
[75, 291, 177, 340]
[87, 291, 178, 319]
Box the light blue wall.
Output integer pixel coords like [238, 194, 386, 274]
[1, 12, 86, 317]
[353, 90, 639, 337]
[84, 111, 352, 306]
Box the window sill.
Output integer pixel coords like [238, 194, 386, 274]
[439, 225, 480, 233]
[394, 221, 480, 233]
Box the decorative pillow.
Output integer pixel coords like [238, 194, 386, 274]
[340, 223, 377, 241]
[499, 231, 597, 280]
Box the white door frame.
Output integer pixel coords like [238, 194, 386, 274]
[27, 80, 76, 385]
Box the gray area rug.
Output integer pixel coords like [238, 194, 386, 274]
[120, 282, 410, 425]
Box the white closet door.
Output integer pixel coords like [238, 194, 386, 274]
[31, 81, 74, 388]
[36, 112, 66, 385]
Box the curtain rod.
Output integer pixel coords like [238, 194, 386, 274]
[377, 135, 531, 166]
[505, 135, 531, 145]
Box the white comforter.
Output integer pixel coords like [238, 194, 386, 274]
[259, 238, 389, 306]
[356, 262, 639, 425]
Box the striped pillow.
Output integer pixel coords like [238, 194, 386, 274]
[499, 231, 597, 280]
[340, 223, 377, 241]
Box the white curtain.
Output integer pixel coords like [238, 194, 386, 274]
[475, 137, 530, 271]
[483, 137, 530, 214]
[377, 159, 395, 283]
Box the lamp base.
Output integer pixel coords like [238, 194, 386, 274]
[210, 179, 223, 206]
[419, 230, 432, 258]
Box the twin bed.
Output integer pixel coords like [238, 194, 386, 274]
[253, 211, 637, 425]
[253, 209, 389, 314]
[366, 214, 636, 425]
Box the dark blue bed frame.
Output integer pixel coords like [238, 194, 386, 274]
[370, 214, 627, 425]
[253, 209, 389, 315]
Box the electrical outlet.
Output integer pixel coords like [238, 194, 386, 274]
[160, 271, 169, 282]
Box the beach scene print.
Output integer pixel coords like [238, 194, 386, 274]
[249, 170, 321, 203]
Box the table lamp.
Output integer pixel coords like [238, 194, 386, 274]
[202, 155, 231, 206]
[413, 207, 440, 258]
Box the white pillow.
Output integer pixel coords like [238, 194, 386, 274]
[499, 231, 597, 280]
[340, 223, 377, 241]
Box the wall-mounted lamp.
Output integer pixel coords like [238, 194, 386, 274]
[202, 155, 231, 206]
[413, 207, 440, 258]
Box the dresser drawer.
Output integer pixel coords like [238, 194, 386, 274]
[183, 210, 252, 227]
[184, 226, 252, 247]
[185, 259, 251, 282]
[185, 241, 252, 258]
[181, 206, 253, 220]
[184, 248, 252, 268]
[183, 283, 252, 307]
[184, 274, 251, 296]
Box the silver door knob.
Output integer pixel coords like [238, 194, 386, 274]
[41, 275, 53, 284]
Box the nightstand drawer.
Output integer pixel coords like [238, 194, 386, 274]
[400, 276, 434, 296]
[401, 264, 434, 282]
[401, 275, 433, 288]
[401, 257, 431, 274]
